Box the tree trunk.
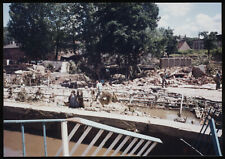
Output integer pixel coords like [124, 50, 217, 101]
[55, 43, 59, 61]
[132, 53, 139, 79]
[95, 53, 102, 80]
[72, 31, 76, 54]
[55, 28, 59, 61]
[125, 55, 129, 80]
[208, 49, 210, 59]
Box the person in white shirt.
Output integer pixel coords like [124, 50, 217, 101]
[95, 80, 102, 101]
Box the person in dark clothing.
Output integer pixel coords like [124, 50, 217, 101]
[68, 90, 79, 108]
[215, 70, 221, 90]
[105, 68, 111, 80]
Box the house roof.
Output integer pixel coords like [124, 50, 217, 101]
[177, 41, 185, 49]
[3, 43, 20, 49]
[178, 40, 191, 51]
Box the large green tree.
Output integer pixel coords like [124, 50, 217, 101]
[3, 27, 14, 45]
[47, 3, 68, 60]
[164, 28, 178, 57]
[8, 3, 54, 60]
[148, 27, 169, 58]
[92, 3, 159, 79]
[199, 31, 218, 58]
[147, 27, 178, 58]
[81, 3, 101, 64]
[61, 3, 86, 54]
[79, 3, 103, 79]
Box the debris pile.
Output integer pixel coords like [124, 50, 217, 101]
[192, 65, 206, 78]
[4, 61, 222, 125]
[15, 87, 27, 102]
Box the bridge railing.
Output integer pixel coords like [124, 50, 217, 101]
[4, 119, 66, 156]
[180, 108, 222, 156]
[4, 117, 162, 157]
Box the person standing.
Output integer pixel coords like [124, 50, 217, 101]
[215, 70, 221, 90]
[32, 73, 36, 86]
[95, 80, 102, 101]
[68, 90, 79, 108]
[161, 69, 168, 88]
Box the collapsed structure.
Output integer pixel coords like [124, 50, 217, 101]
[3, 58, 222, 129]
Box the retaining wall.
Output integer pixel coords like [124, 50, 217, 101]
[160, 58, 191, 68]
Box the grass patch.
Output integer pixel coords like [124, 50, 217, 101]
[170, 49, 208, 58]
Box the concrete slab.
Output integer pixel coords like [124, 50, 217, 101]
[165, 87, 222, 102]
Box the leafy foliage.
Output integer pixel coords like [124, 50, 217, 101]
[164, 28, 178, 56]
[198, 31, 218, 58]
[91, 3, 159, 79]
[96, 3, 159, 59]
[81, 3, 100, 65]
[149, 27, 178, 58]
[8, 3, 54, 60]
[3, 27, 14, 45]
[7, 3, 183, 80]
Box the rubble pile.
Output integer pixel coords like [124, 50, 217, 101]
[15, 87, 27, 102]
[192, 65, 206, 78]
[4, 62, 222, 125]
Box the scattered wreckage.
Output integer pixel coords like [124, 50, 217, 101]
[3, 61, 222, 127]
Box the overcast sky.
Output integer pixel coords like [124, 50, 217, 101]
[156, 3, 222, 37]
[3, 3, 222, 38]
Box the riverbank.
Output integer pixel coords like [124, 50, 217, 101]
[4, 101, 222, 139]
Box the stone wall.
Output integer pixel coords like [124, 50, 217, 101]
[42, 60, 69, 73]
[160, 58, 191, 68]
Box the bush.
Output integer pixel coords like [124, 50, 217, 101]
[47, 63, 55, 72]
[211, 48, 222, 61]
[178, 49, 193, 55]
[69, 60, 78, 74]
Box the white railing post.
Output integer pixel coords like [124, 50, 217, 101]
[179, 94, 184, 117]
[61, 121, 69, 156]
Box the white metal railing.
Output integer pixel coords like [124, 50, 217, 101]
[57, 117, 162, 156]
[4, 117, 162, 157]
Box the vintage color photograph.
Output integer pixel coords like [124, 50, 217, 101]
[3, 2, 222, 157]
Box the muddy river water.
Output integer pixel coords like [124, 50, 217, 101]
[3, 109, 202, 157]
[137, 107, 201, 125]
[3, 130, 122, 157]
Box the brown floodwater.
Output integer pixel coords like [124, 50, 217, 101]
[3, 130, 122, 157]
[138, 107, 201, 125]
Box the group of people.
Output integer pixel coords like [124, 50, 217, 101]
[68, 90, 79, 108]
[68, 80, 103, 108]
